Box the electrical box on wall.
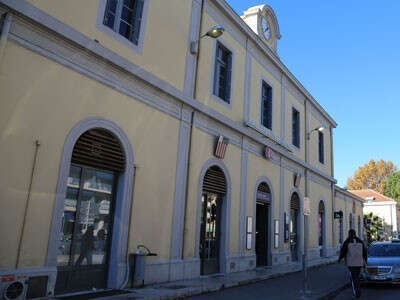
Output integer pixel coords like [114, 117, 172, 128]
[0, 268, 56, 300]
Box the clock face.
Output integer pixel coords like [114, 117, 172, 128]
[261, 17, 271, 40]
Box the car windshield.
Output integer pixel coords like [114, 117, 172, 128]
[369, 244, 400, 257]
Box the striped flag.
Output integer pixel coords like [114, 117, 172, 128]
[215, 135, 229, 159]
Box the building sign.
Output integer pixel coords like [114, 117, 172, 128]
[246, 216, 253, 250]
[303, 197, 311, 216]
[334, 211, 343, 219]
[274, 220, 279, 248]
[264, 146, 275, 160]
[256, 191, 271, 202]
[214, 135, 229, 159]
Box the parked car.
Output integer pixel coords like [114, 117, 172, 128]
[362, 242, 400, 284]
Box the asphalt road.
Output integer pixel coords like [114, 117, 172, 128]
[334, 284, 400, 299]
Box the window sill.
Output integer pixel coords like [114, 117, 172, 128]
[96, 24, 144, 55]
[291, 144, 301, 153]
[245, 120, 292, 152]
[211, 93, 232, 110]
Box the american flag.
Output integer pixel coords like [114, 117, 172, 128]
[215, 135, 228, 159]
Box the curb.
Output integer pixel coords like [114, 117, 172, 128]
[124, 260, 343, 299]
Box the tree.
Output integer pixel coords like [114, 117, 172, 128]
[347, 159, 397, 194]
[364, 212, 384, 244]
[385, 172, 400, 204]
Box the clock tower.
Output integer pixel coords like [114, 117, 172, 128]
[242, 5, 281, 54]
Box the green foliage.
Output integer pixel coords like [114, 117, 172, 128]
[385, 172, 400, 204]
[364, 212, 384, 243]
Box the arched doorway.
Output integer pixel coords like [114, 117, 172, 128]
[290, 193, 300, 261]
[318, 201, 325, 257]
[255, 182, 272, 267]
[200, 166, 227, 275]
[55, 128, 125, 294]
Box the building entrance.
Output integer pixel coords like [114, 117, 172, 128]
[55, 129, 125, 294]
[290, 193, 300, 262]
[255, 182, 271, 267]
[200, 166, 226, 275]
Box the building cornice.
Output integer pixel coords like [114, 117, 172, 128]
[211, 0, 337, 128]
[334, 186, 364, 205]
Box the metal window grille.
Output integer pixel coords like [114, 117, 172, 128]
[71, 129, 125, 172]
[203, 166, 226, 195]
[290, 193, 300, 210]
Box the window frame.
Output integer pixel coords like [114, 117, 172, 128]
[260, 79, 273, 131]
[292, 107, 300, 148]
[96, 0, 150, 55]
[211, 40, 234, 108]
[318, 130, 325, 164]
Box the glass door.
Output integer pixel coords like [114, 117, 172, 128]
[55, 165, 115, 294]
[200, 193, 222, 275]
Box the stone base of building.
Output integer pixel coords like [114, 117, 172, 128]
[271, 251, 291, 265]
[0, 250, 339, 295]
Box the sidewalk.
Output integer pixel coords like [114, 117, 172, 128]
[102, 257, 349, 300]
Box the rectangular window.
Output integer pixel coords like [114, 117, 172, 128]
[213, 42, 232, 104]
[292, 108, 300, 148]
[103, 0, 144, 45]
[318, 131, 324, 164]
[261, 81, 272, 130]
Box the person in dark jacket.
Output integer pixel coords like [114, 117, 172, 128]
[76, 226, 95, 266]
[338, 229, 367, 299]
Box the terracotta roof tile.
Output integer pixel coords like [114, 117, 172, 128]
[348, 189, 395, 202]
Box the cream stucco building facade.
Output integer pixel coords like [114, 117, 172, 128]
[0, 0, 363, 297]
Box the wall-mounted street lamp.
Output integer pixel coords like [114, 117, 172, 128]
[190, 25, 225, 54]
[306, 126, 324, 140]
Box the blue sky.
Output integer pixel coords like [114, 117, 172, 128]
[227, 0, 400, 187]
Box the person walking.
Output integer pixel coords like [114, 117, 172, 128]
[338, 229, 367, 299]
[76, 226, 95, 266]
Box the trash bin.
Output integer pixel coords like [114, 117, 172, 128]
[130, 245, 157, 287]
